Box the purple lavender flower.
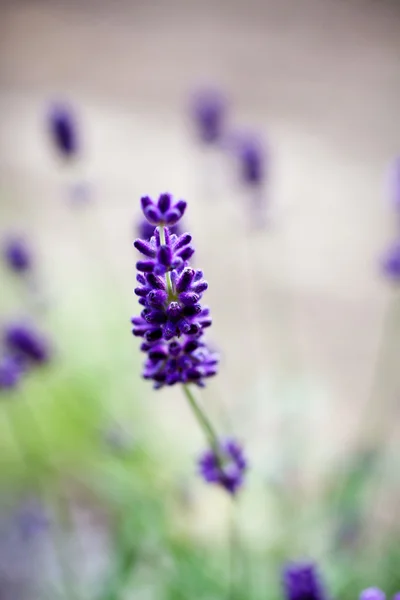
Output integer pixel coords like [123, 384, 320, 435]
[237, 134, 266, 187]
[228, 131, 267, 188]
[360, 590, 386, 600]
[191, 89, 227, 145]
[2, 237, 32, 273]
[4, 323, 50, 366]
[48, 102, 78, 159]
[199, 438, 247, 494]
[282, 562, 327, 600]
[131, 193, 247, 493]
[381, 241, 400, 281]
[137, 216, 182, 241]
[0, 355, 22, 390]
[132, 193, 217, 388]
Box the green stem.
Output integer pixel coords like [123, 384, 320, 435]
[159, 225, 173, 297]
[182, 384, 220, 457]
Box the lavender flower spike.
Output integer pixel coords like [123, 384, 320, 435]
[48, 102, 78, 159]
[131, 192, 247, 494]
[2, 237, 32, 273]
[4, 323, 50, 367]
[283, 562, 327, 600]
[199, 438, 247, 494]
[360, 590, 386, 600]
[191, 89, 227, 145]
[132, 193, 214, 386]
[237, 134, 266, 188]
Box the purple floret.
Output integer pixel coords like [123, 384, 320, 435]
[142, 335, 218, 389]
[199, 438, 247, 494]
[140, 193, 186, 227]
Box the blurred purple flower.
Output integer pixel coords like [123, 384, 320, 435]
[191, 89, 227, 145]
[359, 589, 386, 600]
[2, 237, 32, 273]
[282, 562, 327, 600]
[199, 438, 247, 494]
[0, 355, 22, 391]
[4, 323, 50, 367]
[236, 134, 266, 187]
[48, 102, 78, 159]
[381, 241, 400, 281]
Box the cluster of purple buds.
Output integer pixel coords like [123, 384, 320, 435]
[132, 193, 217, 388]
[199, 438, 247, 495]
[48, 102, 78, 160]
[0, 322, 50, 393]
[2, 237, 32, 274]
[191, 89, 227, 145]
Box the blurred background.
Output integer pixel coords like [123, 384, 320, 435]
[1, 0, 400, 598]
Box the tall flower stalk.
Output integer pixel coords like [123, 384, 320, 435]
[131, 193, 247, 494]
